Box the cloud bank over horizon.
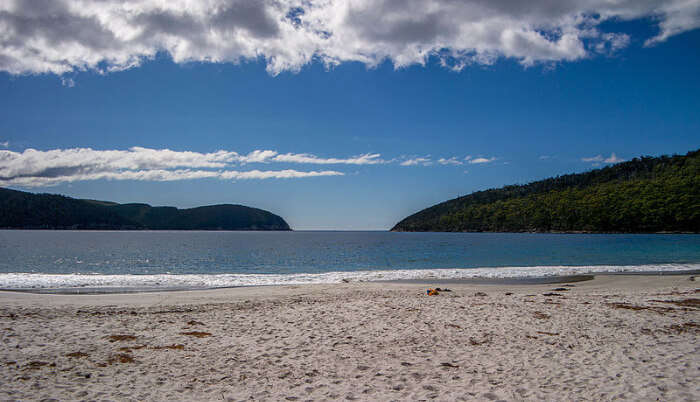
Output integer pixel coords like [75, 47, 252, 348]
[1, 0, 698, 76]
[0, 147, 357, 187]
[0, 146, 507, 187]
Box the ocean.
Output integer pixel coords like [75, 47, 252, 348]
[1, 230, 699, 290]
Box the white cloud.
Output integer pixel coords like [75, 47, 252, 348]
[0, 141, 8, 148]
[400, 157, 432, 166]
[468, 157, 497, 164]
[581, 153, 625, 164]
[60, 77, 75, 87]
[0, 1, 697, 76]
[0, 146, 354, 187]
[437, 157, 462, 166]
[539, 155, 551, 160]
[271, 152, 385, 165]
[2, 168, 343, 187]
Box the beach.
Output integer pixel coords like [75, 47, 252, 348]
[0, 275, 698, 401]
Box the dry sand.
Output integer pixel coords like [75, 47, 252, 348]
[0, 275, 698, 401]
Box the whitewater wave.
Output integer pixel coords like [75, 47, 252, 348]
[0, 264, 698, 289]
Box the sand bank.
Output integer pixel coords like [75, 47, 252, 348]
[0, 275, 698, 401]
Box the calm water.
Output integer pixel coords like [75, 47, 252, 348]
[1, 230, 699, 289]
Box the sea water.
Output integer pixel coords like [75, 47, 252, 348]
[0, 230, 698, 289]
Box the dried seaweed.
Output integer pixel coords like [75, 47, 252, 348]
[107, 334, 138, 342]
[469, 337, 490, 346]
[536, 331, 559, 336]
[665, 322, 699, 334]
[65, 352, 88, 358]
[24, 361, 51, 370]
[533, 311, 550, 320]
[152, 344, 185, 350]
[180, 331, 212, 338]
[608, 303, 674, 314]
[648, 298, 700, 308]
[107, 353, 135, 364]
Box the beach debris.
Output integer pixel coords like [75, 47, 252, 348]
[469, 337, 490, 346]
[439, 362, 460, 368]
[107, 353, 135, 364]
[505, 292, 513, 296]
[536, 331, 559, 336]
[542, 293, 564, 297]
[665, 322, 699, 334]
[180, 331, 212, 338]
[106, 334, 137, 342]
[689, 276, 695, 281]
[186, 320, 205, 326]
[474, 292, 487, 297]
[435, 287, 451, 292]
[24, 361, 50, 370]
[341, 278, 350, 283]
[152, 344, 185, 350]
[648, 298, 700, 308]
[65, 352, 88, 359]
[446, 323, 462, 329]
[118, 345, 145, 352]
[551, 288, 569, 291]
[533, 311, 550, 320]
[427, 288, 440, 296]
[400, 362, 413, 366]
[608, 302, 674, 314]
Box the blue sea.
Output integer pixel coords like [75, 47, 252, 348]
[0, 230, 699, 290]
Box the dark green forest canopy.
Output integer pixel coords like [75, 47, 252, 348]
[392, 149, 700, 233]
[0, 188, 290, 230]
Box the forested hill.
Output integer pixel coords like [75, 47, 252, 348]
[392, 149, 700, 233]
[0, 188, 291, 230]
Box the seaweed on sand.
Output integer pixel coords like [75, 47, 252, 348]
[107, 334, 138, 342]
[107, 353, 135, 364]
[607, 303, 675, 314]
[180, 331, 212, 338]
[152, 344, 185, 350]
[65, 352, 88, 358]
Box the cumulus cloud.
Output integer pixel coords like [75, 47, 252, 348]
[0, 0, 697, 76]
[0, 146, 355, 187]
[0, 141, 8, 148]
[468, 157, 497, 164]
[400, 156, 432, 166]
[581, 153, 625, 164]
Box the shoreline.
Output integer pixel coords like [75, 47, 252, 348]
[0, 274, 697, 400]
[1, 269, 698, 296]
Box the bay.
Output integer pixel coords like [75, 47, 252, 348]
[1, 230, 698, 289]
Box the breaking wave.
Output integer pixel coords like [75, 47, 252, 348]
[1, 263, 698, 290]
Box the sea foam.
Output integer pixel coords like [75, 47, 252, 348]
[0, 263, 698, 290]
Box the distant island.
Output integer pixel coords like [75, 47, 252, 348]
[0, 188, 291, 230]
[392, 149, 700, 233]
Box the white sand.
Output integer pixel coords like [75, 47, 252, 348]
[0, 275, 698, 401]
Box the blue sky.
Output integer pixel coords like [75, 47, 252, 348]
[1, 1, 699, 229]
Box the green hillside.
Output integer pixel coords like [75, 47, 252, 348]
[0, 188, 290, 230]
[392, 149, 700, 233]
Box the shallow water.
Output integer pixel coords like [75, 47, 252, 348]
[1, 230, 698, 289]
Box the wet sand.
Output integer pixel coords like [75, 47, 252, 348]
[0, 275, 698, 401]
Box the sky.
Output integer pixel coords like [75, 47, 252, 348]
[1, 0, 699, 230]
